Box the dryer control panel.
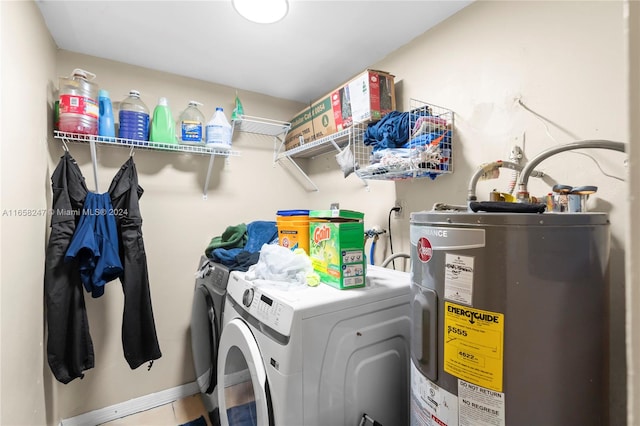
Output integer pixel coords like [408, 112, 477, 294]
[227, 273, 295, 338]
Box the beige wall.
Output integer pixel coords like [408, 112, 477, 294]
[1, 0, 637, 425]
[0, 1, 57, 425]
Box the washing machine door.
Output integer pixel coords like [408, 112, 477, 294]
[191, 282, 220, 395]
[217, 318, 272, 426]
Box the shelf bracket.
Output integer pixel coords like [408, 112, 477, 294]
[202, 153, 215, 200]
[273, 128, 353, 191]
[280, 156, 319, 191]
[89, 138, 99, 192]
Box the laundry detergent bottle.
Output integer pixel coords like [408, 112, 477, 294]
[177, 101, 205, 144]
[118, 90, 150, 141]
[98, 89, 116, 139]
[150, 97, 176, 144]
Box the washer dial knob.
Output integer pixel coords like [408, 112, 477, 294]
[242, 288, 254, 307]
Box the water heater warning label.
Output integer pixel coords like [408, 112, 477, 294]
[444, 254, 474, 305]
[443, 302, 504, 392]
[458, 380, 505, 426]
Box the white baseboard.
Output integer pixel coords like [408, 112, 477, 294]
[59, 381, 200, 426]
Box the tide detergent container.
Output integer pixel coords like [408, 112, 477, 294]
[119, 90, 150, 141]
[58, 69, 99, 135]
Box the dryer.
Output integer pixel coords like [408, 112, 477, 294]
[191, 256, 231, 424]
[216, 265, 412, 426]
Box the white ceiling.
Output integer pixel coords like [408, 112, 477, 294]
[36, 0, 472, 104]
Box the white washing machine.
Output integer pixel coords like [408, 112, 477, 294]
[216, 265, 412, 426]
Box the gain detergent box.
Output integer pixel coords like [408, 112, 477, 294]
[309, 209, 365, 289]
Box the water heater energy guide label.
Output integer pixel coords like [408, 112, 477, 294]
[443, 302, 504, 392]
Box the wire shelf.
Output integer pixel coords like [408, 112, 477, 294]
[277, 128, 352, 160]
[53, 131, 240, 156]
[234, 115, 290, 138]
[353, 99, 454, 181]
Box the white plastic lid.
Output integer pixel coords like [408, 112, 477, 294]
[188, 101, 203, 107]
[72, 68, 96, 81]
[158, 97, 169, 106]
[129, 90, 141, 97]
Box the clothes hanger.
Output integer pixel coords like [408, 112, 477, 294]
[61, 139, 69, 152]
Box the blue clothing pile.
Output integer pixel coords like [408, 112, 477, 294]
[363, 111, 410, 150]
[363, 110, 451, 151]
[206, 221, 278, 271]
[65, 192, 122, 298]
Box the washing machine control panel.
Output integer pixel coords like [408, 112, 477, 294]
[228, 274, 295, 337]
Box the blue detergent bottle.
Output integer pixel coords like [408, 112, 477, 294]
[118, 90, 150, 141]
[98, 89, 116, 139]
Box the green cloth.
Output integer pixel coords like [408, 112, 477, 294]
[205, 223, 248, 257]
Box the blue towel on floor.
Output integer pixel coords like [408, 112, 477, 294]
[227, 401, 257, 426]
[179, 415, 207, 426]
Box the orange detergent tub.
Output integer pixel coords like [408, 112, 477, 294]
[276, 210, 311, 253]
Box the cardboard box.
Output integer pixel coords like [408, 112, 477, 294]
[331, 86, 352, 132]
[310, 95, 337, 141]
[284, 94, 337, 151]
[284, 69, 395, 151]
[285, 106, 314, 151]
[345, 70, 396, 123]
[309, 209, 365, 290]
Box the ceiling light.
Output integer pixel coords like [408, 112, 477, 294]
[232, 0, 289, 24]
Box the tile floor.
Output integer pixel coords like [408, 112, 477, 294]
[99, 394, 212, 426]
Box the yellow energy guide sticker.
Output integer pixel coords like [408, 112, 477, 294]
[444, 302, 504, 392]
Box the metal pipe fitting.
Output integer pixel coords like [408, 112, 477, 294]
[516, 140, 626, 196]
[467, 160, 544, 202]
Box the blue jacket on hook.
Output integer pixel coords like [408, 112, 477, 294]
[65, 191, 123, 298]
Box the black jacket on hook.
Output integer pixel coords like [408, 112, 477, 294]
[108, 156, 162, 369]
[45, 152, 94, 384]
[45, 152, 161, 383]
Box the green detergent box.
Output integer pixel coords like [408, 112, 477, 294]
[309, 209, 366, 289]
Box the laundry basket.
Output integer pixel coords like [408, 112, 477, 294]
[353, 98, 454, 180]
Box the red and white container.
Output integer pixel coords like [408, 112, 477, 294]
[58, 69, 99, 135]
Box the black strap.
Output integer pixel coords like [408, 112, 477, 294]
[469, 201, 546, 213]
